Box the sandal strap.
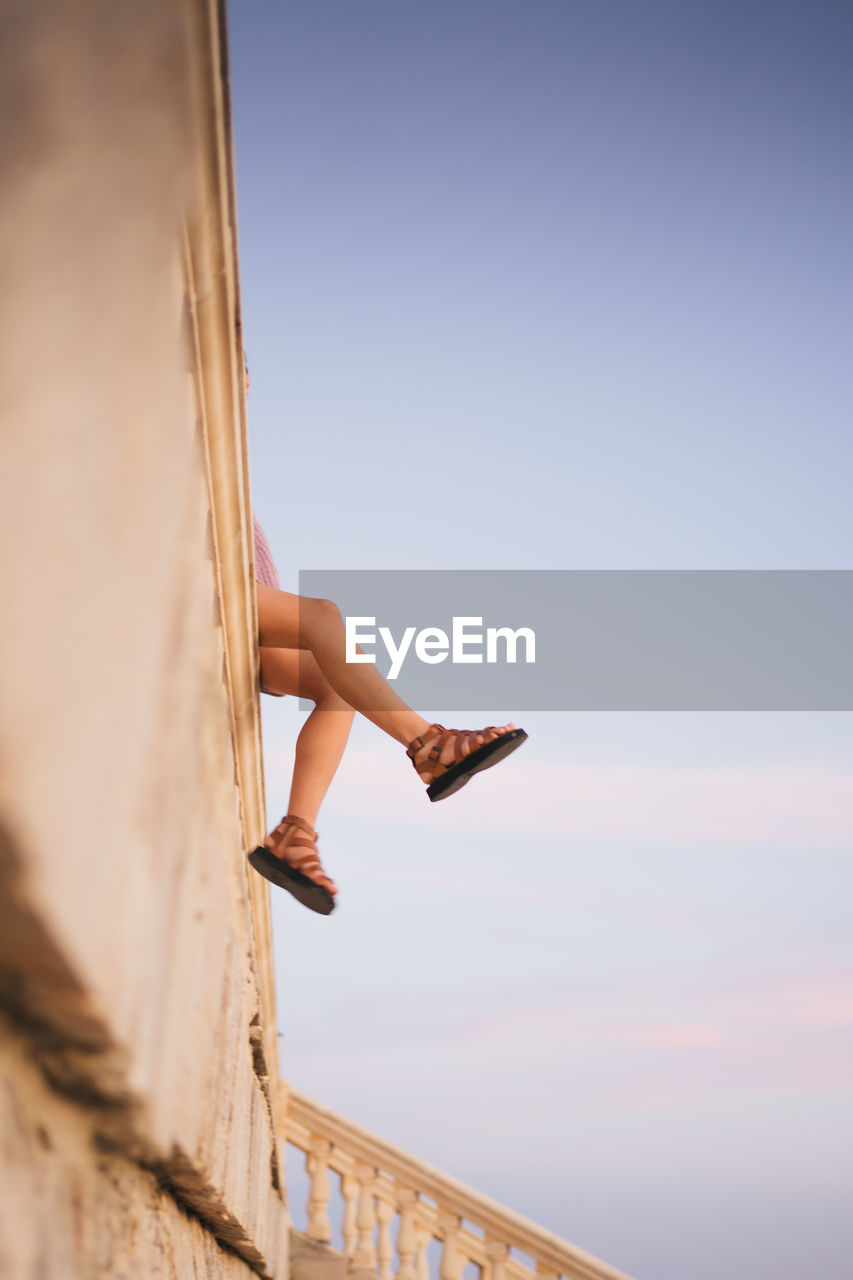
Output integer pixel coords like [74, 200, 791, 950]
[407, 725, 502, 783]
[268, 814, 318, 844]
[406, 723, 445, 759]
[447, 729, 484, 766]
[265, 815, 334, 889]
[280, 813, 317, 838]
[288, 848, 329, 879]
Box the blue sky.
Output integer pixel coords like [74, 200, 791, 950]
[227, 4, 853, 1278]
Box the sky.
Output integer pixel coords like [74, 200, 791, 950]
[226, 4, 853, 1279]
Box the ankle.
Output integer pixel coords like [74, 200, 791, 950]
[373, 713, 431, 748]
[402, 716, 432, 747]
[282, 812, 318, 837]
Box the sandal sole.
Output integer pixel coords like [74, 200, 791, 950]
[248, 846, 336, 915]
[427, 728, 528, 802]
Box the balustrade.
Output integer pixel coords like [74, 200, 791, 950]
[283, 1087, 635, 1280]
[306, 1136, 333, 1243]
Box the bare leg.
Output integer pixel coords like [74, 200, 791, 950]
[259, 647, 353, 829]
[257, 585, 430, 744]
[256, 587, 516, 771]
[258, 647, 353, 898]
[253, 587, 523, 905]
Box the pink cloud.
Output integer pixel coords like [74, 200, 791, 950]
[277, 744, 853, 850]
[758, 976, 853, 1029]
[624, 1023, 730, 1050]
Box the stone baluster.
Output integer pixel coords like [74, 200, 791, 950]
[535, 1263, 559, 1280]
[377, 1196, 395, 1280]
[341, 1172, 359, 1258]
[305, 1137, 332, 1243]
[485, 1240, 510, 1280]
[351, 1160, 378, 1270]
[438, 1210, 465, 1280]
[415, 1224, 431, 1280]
[395, 1187, 418, 1280]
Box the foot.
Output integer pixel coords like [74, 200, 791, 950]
[263, 814, 337, 897]
[406, 723, 527, 801]
[407, 723, 518, 785]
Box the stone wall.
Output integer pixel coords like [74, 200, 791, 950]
[0, 2, 285, 1276]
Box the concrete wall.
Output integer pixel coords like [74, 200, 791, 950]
[0, 2, 285, 1276]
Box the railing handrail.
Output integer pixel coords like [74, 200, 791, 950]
[282, 1085, 635, 1280]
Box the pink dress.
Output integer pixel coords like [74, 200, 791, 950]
[253, 516, 280, 589]
[253, 516, 284, 696]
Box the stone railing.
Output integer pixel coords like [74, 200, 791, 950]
[282, 1087, 635, 1280]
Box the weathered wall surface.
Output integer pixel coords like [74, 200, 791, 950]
[0, 2, 284, 1276]
[0, 1017, 267, 1280]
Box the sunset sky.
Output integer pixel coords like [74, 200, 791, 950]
[227, 4, 853, 1277]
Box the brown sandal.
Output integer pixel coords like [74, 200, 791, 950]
[248, 815, 336, 915]
[406, 724, 528, 802]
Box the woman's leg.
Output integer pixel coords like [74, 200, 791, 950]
[257, 585, 429, 744]
[257, 647, 353, 899]
[256, 586, 516, 774]
[253, 587, 525, 907]
[259, 647, 354, 830]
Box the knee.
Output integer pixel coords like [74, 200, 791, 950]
[302, 595, 343, 638]
[318, 691, 355, 716]
[306, 669, 354, 715]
